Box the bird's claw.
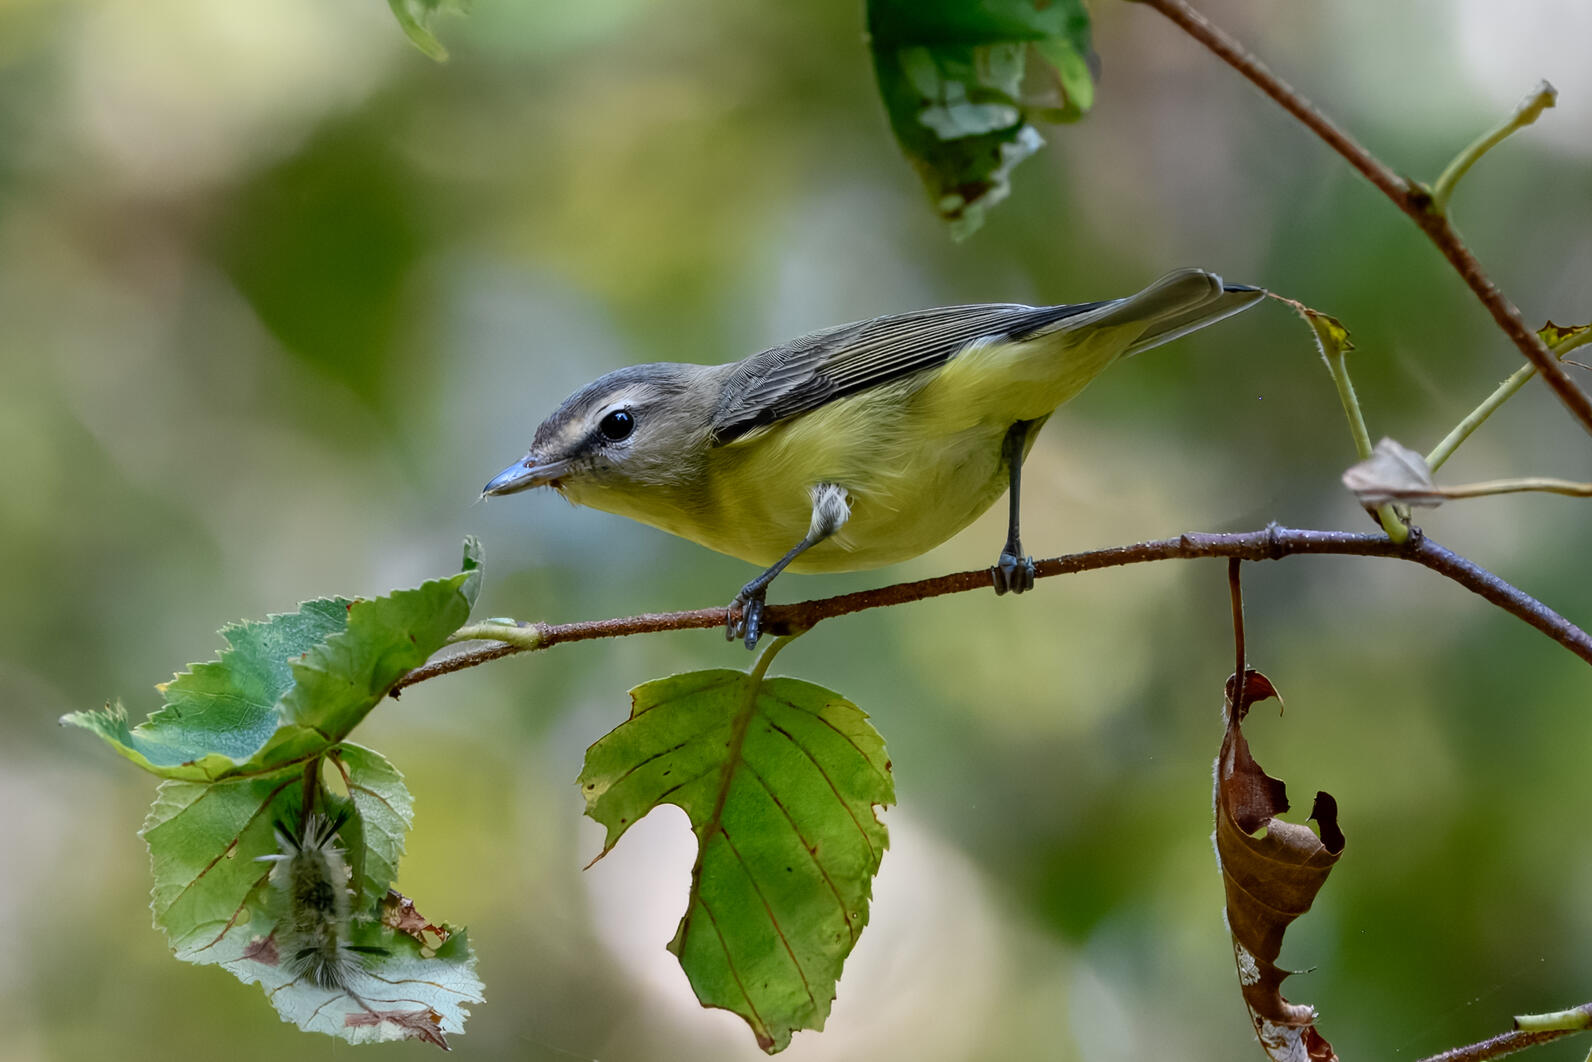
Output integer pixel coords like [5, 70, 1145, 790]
[726, 588, 767, 650]
[992, 549, 1036, 595]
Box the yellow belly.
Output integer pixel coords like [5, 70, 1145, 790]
[706, 415, 1023, 572]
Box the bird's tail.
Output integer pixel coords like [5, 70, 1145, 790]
[1063, 268, 1265, 357]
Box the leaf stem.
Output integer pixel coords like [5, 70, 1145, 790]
[1227, 558, 1245, 715]
[446, 621, 544, 650]
[749, 633, 800, 685]
[1515, 1005, 1592, 1034]
[391, 526, 1592, 693]
[1419, 476, 1592, 502]
[1321, 327, 1411, 541]
[1430, 81, 1557, 215]
[1414, 1002, 1592, 1061]
[1135, 0, 1592, 438]
[1428, 327, 1592, 471]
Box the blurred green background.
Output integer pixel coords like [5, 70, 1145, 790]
[4, 0, 1591, 1059]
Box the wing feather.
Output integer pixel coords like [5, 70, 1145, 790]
[710, 301, 1102, 443]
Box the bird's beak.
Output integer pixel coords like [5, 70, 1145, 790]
[481, 458, 571, 497]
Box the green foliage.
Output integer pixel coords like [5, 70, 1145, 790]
[337, 743, 415, 911]
[66, 543, 485, 1048]
[868, 0, 1095, 237]
[387, 0, 470, 61]
[64, 541, 481, 781]
[63, 600, 350, 780]
[580, 659, 895, 1054]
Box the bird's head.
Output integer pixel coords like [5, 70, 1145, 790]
[482, 363, 722, 511]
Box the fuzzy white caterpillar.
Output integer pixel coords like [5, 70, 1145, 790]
[259, 812, 376, 990]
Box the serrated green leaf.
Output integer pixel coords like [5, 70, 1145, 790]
[277, 567, 476, 740]
[67, 545, 482, 780]
[335, 743, 413, 911]
[868, 0, 1094, 237]
[144, 772, 303, 959]
[145, 761, 478, 1047]
[62, 599, 350, 779]
[580, 669, 894, 1054]
[388, 0, 470, 62]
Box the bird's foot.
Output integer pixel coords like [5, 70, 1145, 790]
[726, 584, 768, 650]
[992, 549, 1036, 595]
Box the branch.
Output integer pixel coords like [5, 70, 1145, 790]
[1415, 1002, 1592, 1062]
[1135, 0, 1592, 439]
[392, 526, 1592, 692]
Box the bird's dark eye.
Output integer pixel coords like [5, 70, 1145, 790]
[598, 409, 634, 441]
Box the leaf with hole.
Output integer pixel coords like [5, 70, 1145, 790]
[579, 668, 894, 1053]
[1215, 670, 1343, 1062]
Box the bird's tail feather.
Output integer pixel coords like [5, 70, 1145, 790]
[1062, 268, 1265, 356]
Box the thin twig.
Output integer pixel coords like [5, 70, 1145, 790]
[1378, 476, 1592, 503]
[391, 526, 1592, 692]
[1414, 1024, 1586, 1062]
[1428, 326, 1592, 471]
[1228, 558, 1246, 716]
[1136, 0, 1592, 438]
[1431, 81, 1557, 213]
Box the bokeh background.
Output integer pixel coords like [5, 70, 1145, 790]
[4, 1, 1591, 1059]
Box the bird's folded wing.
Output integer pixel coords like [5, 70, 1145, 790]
[710, 300, 1103, 443]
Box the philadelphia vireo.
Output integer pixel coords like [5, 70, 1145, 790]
[484, 268, 1263, 647]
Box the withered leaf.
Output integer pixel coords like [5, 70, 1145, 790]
[382, 889, 450, 949]
[1216, 669, 1343, 1062]
[345, 1006, 449, 1050]
[1342, 437, 1445, 507]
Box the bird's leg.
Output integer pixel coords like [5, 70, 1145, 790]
[993, 420, 1038, 595]
[729, 483, 850, 650]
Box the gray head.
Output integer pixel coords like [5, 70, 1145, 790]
[482, 362, 723, 508]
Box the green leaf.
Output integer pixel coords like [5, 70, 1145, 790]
[62, 599, 350, 779]
[65, 540, 483, 780]
[579, 668, 895, 1054]
[388, 0, 470, 62]
[144, 762, 479, 1048]
[868, 0, 1095, 237]
[276, 569, 476, 740]
[335, 743, 413, 911]
[144, 771, 304, 960]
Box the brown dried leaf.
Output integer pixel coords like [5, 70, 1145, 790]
[1216, 669, 1343, 1062]
[381, 889, 450, 951]
[345, 1006, 450, 1050]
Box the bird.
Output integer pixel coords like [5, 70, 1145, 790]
[484, 268, 1264, 648]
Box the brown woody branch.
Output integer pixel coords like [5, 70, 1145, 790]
[1136, 0, 1592, 438]
[1415, 1009, 1592, 1062]
[391, 526, 1592, 693]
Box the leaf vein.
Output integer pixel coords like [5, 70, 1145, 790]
[719, 824, 817, 1007]
[741, 760, 855, 942]
[764, 719, 878, 862]
[162, 774, 298, 919]
[695, 893, 769, 1041]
